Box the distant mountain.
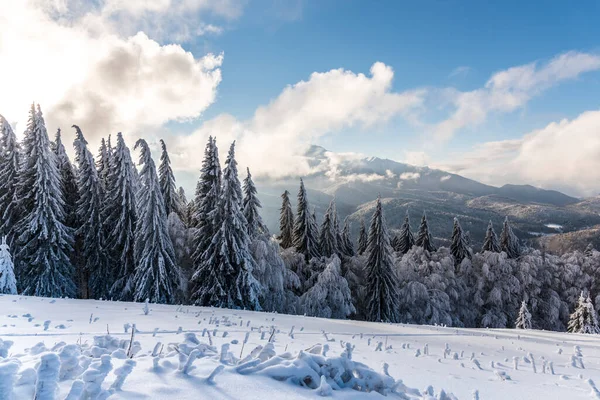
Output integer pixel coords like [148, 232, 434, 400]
[256, 146, 599, 252]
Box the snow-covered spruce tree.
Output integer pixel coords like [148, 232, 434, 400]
[16, 104, 76, 297]
[390, 234, 401, 252]
[515, 300, 532, 329]
[364, 196, 400, 323]
[568, 292, 600, 334]
[396, 210, 415, 255]
[0, 236, 17, 294]
[243, 167, 267, 237]
[168, 212, 193, 298]
[96, 138, 111, 191]
[52, 129, 79, 231]
[190, 142, 261, 310]
[73, 125, 110, 299]
[500, 217, 520, 259]
[191, 136, 221, 269]
[132, 139, 180, 304]
[106, 133, 138, 301]
[482, 220, 500, 253]
[340, 217, 355, 257]
[584, 243, 595, 257]
[278, 190, 295, 249]
[318, 200, 338, 258]
[332, 204, 345, 256]
[293, 179, 320, 262]
[0, 115, 21, 246]
[415, 211, 436, 253]
[250, 233, 291, 313]
[451, 217, 471, 266]
[158, 139, 180, 217]
[177, 186, 189, 226]
[357, 218, 367, 255]
[301, 255, 356, 319]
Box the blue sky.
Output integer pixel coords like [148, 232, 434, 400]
[2, 0, 600, 196]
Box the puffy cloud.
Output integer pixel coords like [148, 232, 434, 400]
[434, 51, 600, 141]
[403, 151, 430, 167]
[0, 0, 223, 153]
[440, 175, 451, 182]
[436, 110, 600, 197]
[399, 172, 420, 181]
[172, 62, 426, 179]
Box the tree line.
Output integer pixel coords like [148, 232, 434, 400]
[0, 104, 598, 334]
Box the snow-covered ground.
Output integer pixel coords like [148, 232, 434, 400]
[1, 295, 599, 399]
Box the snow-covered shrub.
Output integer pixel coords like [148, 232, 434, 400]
[34, 353, 61, 400]
[300, 255, 355, 319]
[0, 237, 17, 294]
[0, 359, 20, 400]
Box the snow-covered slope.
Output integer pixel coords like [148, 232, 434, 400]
[1, 295, 599, 399]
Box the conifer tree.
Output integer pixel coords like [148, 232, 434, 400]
[415, 211, 436, 253]
[515, 300, 532, 329]
[357, 218, 367, 255]
[390, 235, 401, 252]
[451, 217, 471, 266]
[585, 243, 594, 257]
[191, 136, 221, 267]
[0, 115, 21, 245]
[190, 142, 261, 310]
[96, 138, 111, 191]
[318, 200, 338, 258]
[396, 210, 415, 254]
[500, 217, 520, 259]
[16, 104, 75, 297]
[52, 129, 78, 230]
[482, 220, 501, 253]
[158, 139, 179, 217]
[0, 236, 16, 294]
[177, 186, 189, 225]
[341, 217, 355, 257]
[332, 204, 345, 255]
[242, 167, 267, 237]
[278, 190, 294, 249]
[293, 179, 320, 261]
[73, 125, 110, 299]
[364, 196, 400, 323]
[132, 139, 180, 304]
[106, 133, 137, 301]
[568, 292, 600, 334]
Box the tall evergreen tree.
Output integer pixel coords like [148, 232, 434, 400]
[451, 217, 471, 266]
[357, 218, 367, 255]
[0, 115, 21, 245]
[364, 196, 400, 323]
[500, 217, 520, 259]
[568, 292, 600, 334]
[52, 129, 79, 230]
[16, 104, 75, 297]
[242, 167, 267, 237]
[191, 137, 222, 267]
[396, 210, 415, 254]
[415, 211, 436, 253]
[106, 133, 138, 301]
[318, 200, 338, 258]
[515, 300, 532, 329]
[278, 190, 294, 249]
[190, 142, 261, 310]
[132, 139, 180, 304]
[96, 138, 111, 191]
[332, 203, 344, 255]
[341, 217, 355, 257]
[158, 139, 179, 217]
[293, 179, 320, 261]
[0, 236, 17, 294]
[177, 186, 189, 225]
[482, 220, 501, 253]
[73, 125, 110, 299]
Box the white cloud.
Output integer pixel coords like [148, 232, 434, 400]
[171, 62, 426, 179]
[449, 66, 471, 78]
[436, 110, 600, 197]
[403, 151, 430, 166]
[0, 0, 223, 153]
[440, 175, 451, 182]
[434, 51, 600, 141]
[399, 172, 420, 181]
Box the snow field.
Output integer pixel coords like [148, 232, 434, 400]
[1, 295, 600, 399]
